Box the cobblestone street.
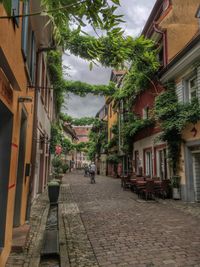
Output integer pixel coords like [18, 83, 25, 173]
[65, 172, 200, 267]
[6, 172, 200, 267]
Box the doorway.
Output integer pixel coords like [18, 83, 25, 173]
[0, 100, 13, 247]
[13, 109, 27, 227]
[192, 152, 200, 202]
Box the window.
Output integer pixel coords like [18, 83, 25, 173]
[29, 31, 36, 83]
[142, 106, 149, 119]
[21, 1, 29, 59]
[156, 148, 167, 180]
[12, 0, 20, 26]
[135, 151, 140, 175]
[188, 76, 197, 101]
[158, 44, 164, 66]
[145, 150, 153, 177]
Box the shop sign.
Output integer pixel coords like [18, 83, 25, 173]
[0, 71, 13, 105]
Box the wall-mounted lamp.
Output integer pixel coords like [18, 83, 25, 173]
[18, 96, 33, 103]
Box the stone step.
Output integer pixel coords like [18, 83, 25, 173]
[12, 224, 30, 253]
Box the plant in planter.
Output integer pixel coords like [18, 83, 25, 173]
[62, 163, 69, 174]
[52, 156, 63, 180]
[171, 175, 181, 200]
[48, 179, 60, 204]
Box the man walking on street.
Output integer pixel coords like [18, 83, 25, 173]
[90, 162, 96, 183]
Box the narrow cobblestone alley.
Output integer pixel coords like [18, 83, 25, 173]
[64, 172, 200, 267]
[6, 172, 200, 267]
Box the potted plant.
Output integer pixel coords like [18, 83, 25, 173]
[62, 163, 69, 174]
[171, 175, 181, 200]
[48, 179, 60, 203]
[52, 156, 63, 180]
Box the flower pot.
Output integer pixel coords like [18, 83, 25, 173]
[48, 184, 60, 203]
[173, 188, 181, 200]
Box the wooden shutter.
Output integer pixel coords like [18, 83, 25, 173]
[21, 1, 29, 59]
[176, 81, 183, 103]
[30, 32, 36, 83]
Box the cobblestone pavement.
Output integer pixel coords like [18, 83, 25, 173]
[5, 172, 200, 267]
[65, 172, 200, 267]
[6, 192, 49, 267]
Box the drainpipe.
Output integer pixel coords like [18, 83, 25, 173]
[26, 51, 39, 220]
[153, 23, 168, 66]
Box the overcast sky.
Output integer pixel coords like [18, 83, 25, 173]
[62, 0, 157, 118]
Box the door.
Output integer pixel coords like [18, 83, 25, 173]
[0, 101, 13, 247]
[192, 153, 200, 202]
[13, 109, 27, 226]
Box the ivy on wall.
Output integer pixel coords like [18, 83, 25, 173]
[87, 120, 107, 160]
[155, 83, 200, 174]
[121, 112, 155, 153]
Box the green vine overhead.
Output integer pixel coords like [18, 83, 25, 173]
[155, 83, 200, 174]
[60, 113, 100, 126]
[0, 1, 124, 41]
[40, 0, 124, 44]
[114, 36, 160, 100]
[64, 80, 116, 96]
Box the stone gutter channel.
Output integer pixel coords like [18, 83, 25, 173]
[39, 183, 99, 267]
[39, 204, 60, 267]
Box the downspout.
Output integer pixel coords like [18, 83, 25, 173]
[26, 51, 39, 220]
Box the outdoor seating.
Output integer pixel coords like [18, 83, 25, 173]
[141, 180, 155, 200]
[156, 179, 171, 199]
[121, 175, 132, 190]
[135, 178, 146, 197]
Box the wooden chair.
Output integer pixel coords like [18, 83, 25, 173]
[159, 180, 171, 199]
[123, 176, 132, 190]
[141, 180, 155, 200]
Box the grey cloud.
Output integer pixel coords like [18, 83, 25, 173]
[62, 93, 104, 118]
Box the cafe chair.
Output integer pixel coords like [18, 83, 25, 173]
[141, 180, 155, 200]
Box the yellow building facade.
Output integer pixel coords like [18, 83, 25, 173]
[0, 2, 34, 265]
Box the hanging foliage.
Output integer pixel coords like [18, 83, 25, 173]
[40, 0, 124, 44]
[64, 80, 116, 97]
[60, 113, 100, 126]
[114, 36, 160, 100]
[121, 112, 155, 153]
[87, 120, 107, 160]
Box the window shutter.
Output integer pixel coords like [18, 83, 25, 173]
[176, 81, 183, 103]
[30, 32, 36, 84]
[21, 1, 29, 59]
[12, 0, 19, 26]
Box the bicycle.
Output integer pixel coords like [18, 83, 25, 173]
[90, 171, 96, 184]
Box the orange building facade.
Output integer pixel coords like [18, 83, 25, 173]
[0, 2, 35, 265]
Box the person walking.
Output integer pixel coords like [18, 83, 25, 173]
[90, 162, 96, 183]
